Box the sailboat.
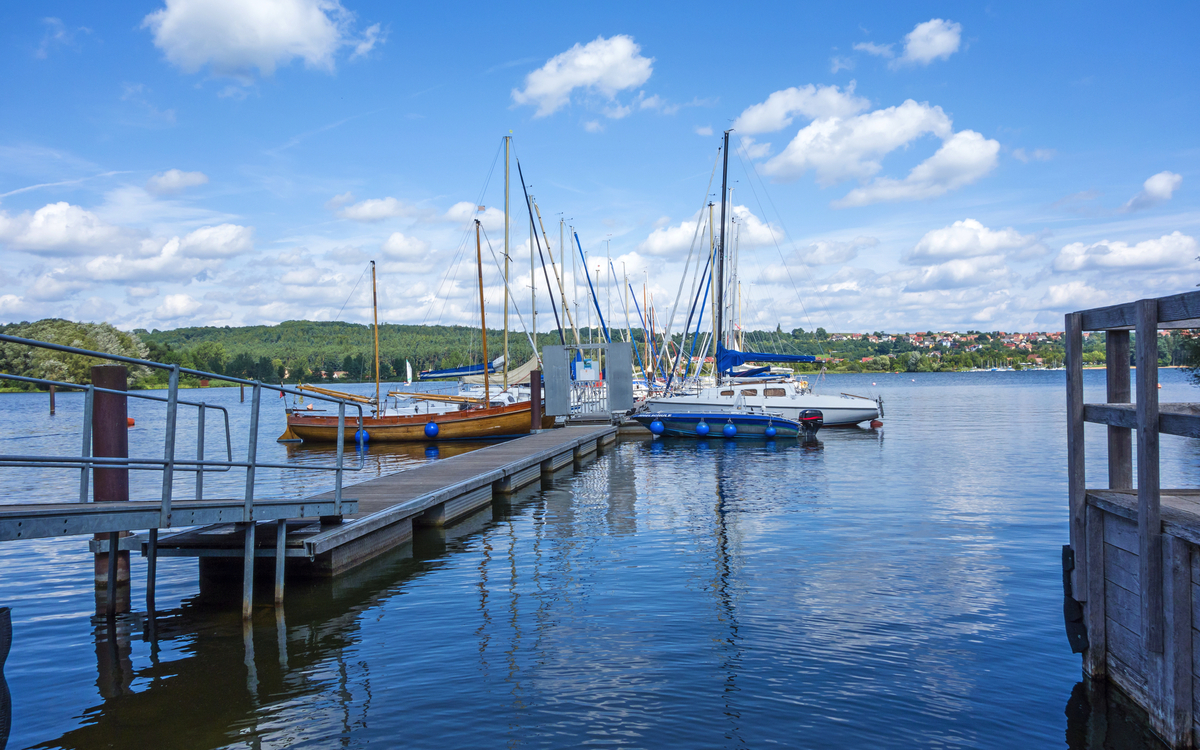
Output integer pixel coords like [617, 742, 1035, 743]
[282, 219, 554, 443]
[638, 130, 881, 428]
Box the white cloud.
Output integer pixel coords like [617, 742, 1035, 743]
[127, 285, 160, 298]
[762, 99, 952, 184]
[1012, 148, 1055, 163]
[28, 270, 90, 301]
[337, 197, 415, 222]
[1121, 171, 1183, 213]
[443, 201, 505, 232]
[0, 201, 125, 255]
[830, 56, 855, 73]
[512, 35, 653, 117]
[905, 255, 1007, 292]
[155, 293, 202, 319]
[142, 0, 379, 80]
[179, 223, 254, 258]
[833, 130, 1000, 207]
[802, 236, 878, 265]
[583, 120, 604, 133]
[1038, 281, 1109, 310]
[853, 42, 894, 59]
[1052, 231, 1198, 272]
[907, 219, 1037, 262]
[896, 19, 962, 67]
[638, 205, 777, 257]
[695, 125, 713, 136]
[146, 169, 208, 195]
[324, 191, 354, 210]
[731, 83, 869, 135]
[381, 232, 428, 260]
[351, 22, 382, 59]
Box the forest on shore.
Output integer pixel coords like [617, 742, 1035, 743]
[1, 318, 1197, 389]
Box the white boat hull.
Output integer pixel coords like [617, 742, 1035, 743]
[644, 383, 879, 426]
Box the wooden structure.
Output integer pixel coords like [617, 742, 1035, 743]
[1066, 290, 1200, 747]
[152, 425, 618, 578]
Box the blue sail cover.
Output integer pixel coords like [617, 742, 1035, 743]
[716, 344, 816, 373]
[418, 362, 496, 380]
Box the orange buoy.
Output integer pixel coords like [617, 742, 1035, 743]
[127, 417, 135, 427]
[870, 420, 883, 428]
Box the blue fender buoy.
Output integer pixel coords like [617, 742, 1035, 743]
[424, 421, 439, 438]
[722, 422, 737, 438]
[354, 428, 370, 445]
[695, 421, 710, 436]
[764, 424, 777, 438]
[649, 419, 665, 435]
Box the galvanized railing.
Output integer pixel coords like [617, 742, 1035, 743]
[0, 333, 365, 527]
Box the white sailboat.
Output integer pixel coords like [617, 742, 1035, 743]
[640, 129, 881, 428]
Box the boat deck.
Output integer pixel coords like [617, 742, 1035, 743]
[152, 425, 618, 576]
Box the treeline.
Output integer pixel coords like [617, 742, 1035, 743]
[0, 319, 153, 388]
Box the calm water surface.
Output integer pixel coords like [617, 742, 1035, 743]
[1, 370, 1199, 749]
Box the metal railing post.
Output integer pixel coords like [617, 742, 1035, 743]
[196, 403, 206, 501]
[245, 382, 261, 521]
[334, 402, 345, 515]
[160, 365, 179, 528]
[79, 384, 93, 502]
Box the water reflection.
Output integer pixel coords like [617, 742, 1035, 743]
[1064, 679, 1167, 749]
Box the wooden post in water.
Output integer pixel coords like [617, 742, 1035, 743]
[91, 365, 130, 616]
[530, 370, 542, 432]
[1064, 313, 1087, 604]
[1106, 331, 1132, 489]
[1135, 299, 1163, 654]
[49, 384, 55, 415]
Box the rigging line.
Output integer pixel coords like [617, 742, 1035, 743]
[480, 225, 539, 360]
[515, 157, 566, 345]
[666, 239, 713, 391]
[732, 141, 831, 359]
[333, 264, 372, 323]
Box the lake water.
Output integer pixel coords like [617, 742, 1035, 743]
[1, 369, 1199, 749]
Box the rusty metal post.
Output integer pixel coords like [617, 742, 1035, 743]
[91, 365, 130, 616]
[530, 370, 542, 431]
[49, 384, 55, 415]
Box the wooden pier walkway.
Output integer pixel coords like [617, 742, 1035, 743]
[154, 425, 618, 577]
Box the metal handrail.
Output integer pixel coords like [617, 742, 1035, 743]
[0, 334, 365, 525]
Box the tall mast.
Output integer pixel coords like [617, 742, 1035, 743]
[475, 220, 490, 405]
[716, 130, 730, 379]
[708, 201, 716, 364]
[503, 135, 510, 390]
[561, 218, 567, 340]
[371, 260, 380, 416]
[530, 199, 536, 346]
[534, 200, 580, 345]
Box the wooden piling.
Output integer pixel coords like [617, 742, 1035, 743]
[530, 370, 543, 431]
[49, 384, 55, 415]
[1136, 299, 1162, 654]
[91, 365, 130, 615]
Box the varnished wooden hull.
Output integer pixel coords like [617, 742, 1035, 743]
[285, 401, 556, 443]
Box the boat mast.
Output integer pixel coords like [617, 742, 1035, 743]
[716, 130, 730, 382]
[475, 220, 490, 405]
[371, 260, 381, 416]
[530, 196, 536, 347]
[708, 201, 716, 371]
[503, 135, 510, 390]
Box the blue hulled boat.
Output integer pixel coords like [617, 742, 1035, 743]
[634, 410, 822, 440]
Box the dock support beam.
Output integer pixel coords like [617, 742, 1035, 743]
[92, 365, 130, 617]
[241, 522, 255, 620]
[274, 519, 286, 606]
[1065, 313, 1087, 602]
[146, 528, 158, 609]
[1136, 299, 1163, 654]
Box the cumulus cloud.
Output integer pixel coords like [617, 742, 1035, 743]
[732, 83, 869, 135]
[896, 19, 962, 67]
[853, 42, 894, 59]
[1121, 171, 1183, 213]
[146, 169, 208, 195]
[905, 255, 1007, 292]
[1012, 148, 1055, 163]
[179, 223, 254, 258]
[381, 232, 428, 260]
[639, 205, 778, 256]
[142, 0, 380, 80]
[833, 130, 1000, 207]
[79, 225, 251, 283]
[695, 125, 713, 136]
[1052, 231, 1198, 272]
[324, 191, 354, 210]
[337, 197, 416, 222]
[512, 35, 653, 117]
[443, 201, 505, 232]
[907, 219, 1037, 262]
[155, 293, 202, 319]
[1037, 281, 1109, 310]
[0, 202, 126, 255]
[802, 236, 878, 265]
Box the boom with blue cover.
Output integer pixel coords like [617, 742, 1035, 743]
[716, 343, 816, 373]
[419, 362, 496, 380]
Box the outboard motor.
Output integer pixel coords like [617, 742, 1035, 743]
[798, 409, 823, 444]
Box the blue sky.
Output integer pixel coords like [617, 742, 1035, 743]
[0, 1, 1197, 335]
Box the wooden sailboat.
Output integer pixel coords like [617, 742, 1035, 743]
[283, 218, 553, 443]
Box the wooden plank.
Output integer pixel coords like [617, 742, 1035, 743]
[1105, 510, 1139, 553]
[1162, 535, 1194, 744]
[1193, 627, 1200, 683]
[1084, 402, 1200, 439]
[1079, 290, 1200, 330]
[1158, 291, 1200, 326]
[1108, 615, 1147, 675]
[1108, 577, 1142, 636]
[1106, 542, 1139, 594]
[1106, 331, 1134, 491]
[1081, 301, 1135, 332]
[1066, 311, 1088, 601]
[1137, 298, 1163, 654]
[1085, 503, 1108, 677]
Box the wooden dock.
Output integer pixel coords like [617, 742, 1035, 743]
[153, 425, 618, 577]
[1065, 290, 1200, 748]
